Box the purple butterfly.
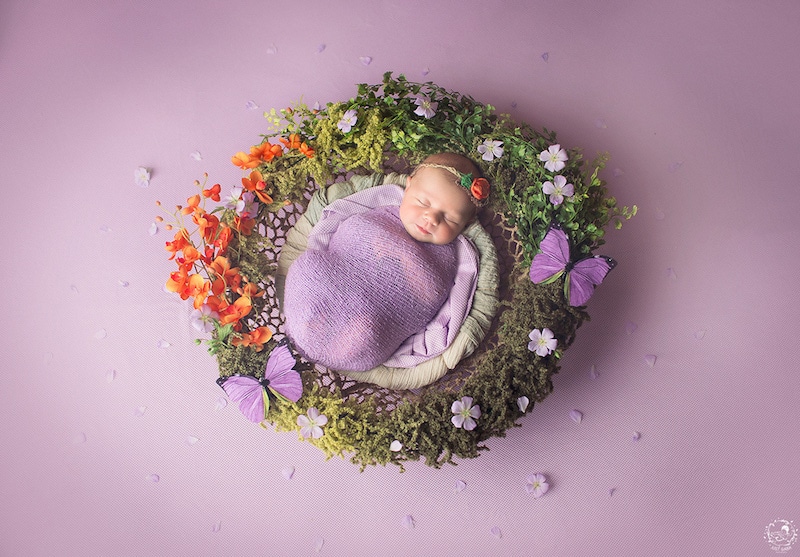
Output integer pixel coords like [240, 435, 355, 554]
[216, 344, 303, 423]
[529, 223, 617, 307]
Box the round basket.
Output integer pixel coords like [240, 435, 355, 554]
[160, 73, 635, 469]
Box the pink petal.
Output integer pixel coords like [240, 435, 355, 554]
[134, 406, 147, 417]
[632, 431, 641, 441]
[106, 369, 117, 383]
[454, 480, 467, 493]
[420, 67, 430, 76]
[401, 515, 415, 529]
[315, 43, 326, 54]
[569, 409, 583, 423]
[490, 526, 502, 539]
[266, 44, 277, 55]
[148, 222, 159, 235]
[314, 538, 325, 553]
[626, 321, 638, 335]
[644, 354, 657, 367]
[695, 329, 706, 340]
[282, 466, 295, 480]
[594, 118, 608, 129]
[541, 52, 549, 62]
[359, 56, 372, 65]
[94, 329, 107, 340]
[146, 474, 160, 483]
[613, 167, 624, 177]
[668, 161, 683, 173]
[609, 488, 616, 497]
[212, 521, 222, 532]
[190, 151, 202, 161]
[158, 339, 171, 349]
[589, 365, 599, 379]
[666, 267, 677, 280]
[245, 100, 259, 110]
[215, 396, 228, 410]
[73, 432, 87, 444]
[654, 207, 665, 220]
[186, 436, 200, 446]
[517, 396, 530, 412]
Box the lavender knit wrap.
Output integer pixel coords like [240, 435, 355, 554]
[283, 199, 463, 372]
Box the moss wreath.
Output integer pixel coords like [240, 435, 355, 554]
[161, 73, 635, 470]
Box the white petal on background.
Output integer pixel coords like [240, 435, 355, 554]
[189, 151, 202, 161]
[613, 167, 624, 177]
[668, 161, 683, 173]
[215, 396, 228, 410]
[626, 321, 638, 335]
[266, 44, 277, 55]
[106, 369, 117, 383]
[510, 101, 518, 109]
[134, 406, 147, 417]
[316, 43, 326, 54]
[282, 466, 295, 480]
[490, 526, 502, 539]
[314, 538, 325, 553]
[516, 396, 529, 413]
[118, 280, 129, 287]
[695, 329, 706, 340]
[158, 339, 171, 349]
[594, 118, 608, 129]
[420, 67, 430, 76]
[359, 56, 372, 65]
[666, 267, 677, 281]
[212, 521, 221, 533]
[245, 100, 259, 110]
[390, 440, 403, 452]
[644, 354, 657, 367]
[148, 222, 159, 236]
[70, 284, 79, 294]
[401, 515, 415, 529]
[146, 474, 160, 483]
[186, 436, 200, 446]
[94, 329, 107, 340]
[541, 52, 549, 62]
[633, 431, 642, 441]
[589, 364, 599, 380]
[569, 409, 583, 424]
[454, 480, 467, 493]
[73, 432, 87, 444]
[654, 207, 665, 220]
[99, 225, 112, 232]
[609, 487, 616, 497]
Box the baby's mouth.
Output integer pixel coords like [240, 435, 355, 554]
[416, 224, 431, 235]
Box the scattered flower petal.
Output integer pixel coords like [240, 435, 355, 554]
[490, 526, 502, 539]
[215, 396, 228, 410]
[73, 432, 87, 444]
[70, 284, 79, 294]
[106, 369, 117, 383]
[158, 339, 171, 349]
[118, 280, 129, 287]
[668, 161, 683, 173]
[316, 43, 326, 54]
[454, 480, 467, 493]
[413, 95, 437, 119]
[134, 166, 151, 188]
[538, 144, 568, 172]
[528, 328, 557, 356]
[613, 167, 624, 177]
[266, 44, 277, 55]
[477, 139, 504, 161]
[245, 100, 259, 110]
[594, 118, 608, 129]
[644, 354, 657, 367]
[569, 409, 583, 423]
[146, 474, 160, 483]
[297, 407, 328, 438]
[94, 329, 107, 340]
[695, 329, 706, 340]
[148, 222, 159, 236]
[451, 396, 481, 430]
[654, 207, 665, 220]
[282, 466, 295, 480]
[589, 364, 599, 379]
[314, 538, 325, 553]
[541, 52, 549, 62]
[401, 515, 415, 529]
[43, 351, 54, 365]
[99, 225, 112, 233]
[212, 521, 221, 532]
[337, 109, 358, 133]
[390, 440, 403, 452]
[632, 431, 641, 441]
[517, 396, 530, 413]
[609, 487, 616, 497]
[186, 436, 200, 446]
[420, 67, 430, 76]
[359, 56, 372, 65]
[190, 151, 202, 161]
[134, 406, 147, 417]
[626, 321, 638, 335]
[666, 267, 677, 281]
[510, 101, 518, 109]
[526, 473, 549, 497]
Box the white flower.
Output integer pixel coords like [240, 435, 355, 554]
[451, 396, 481, 430]
[528, 328, 557, 356]
[337, 109, 357, 133]
[477, 139, 504, 161]
[541, 175, 574, 205]
[190, 305, 219, 334]
[539, 144, 568, 172]
[413, 96, 437, 119]
[297, 407, 328, 439]
[525, 473, 549, 498]
[134, 166, 151, 188]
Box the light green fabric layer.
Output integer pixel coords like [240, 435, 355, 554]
[276, 173, 500, 389]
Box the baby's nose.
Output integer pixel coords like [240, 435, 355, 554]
[425, 212, 441, 225]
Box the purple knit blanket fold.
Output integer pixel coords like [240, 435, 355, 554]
[282, 182, 479, 371]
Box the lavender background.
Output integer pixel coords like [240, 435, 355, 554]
[2, 1, 799, 555]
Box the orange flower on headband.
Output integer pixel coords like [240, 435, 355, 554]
[470, 177, 490, 201]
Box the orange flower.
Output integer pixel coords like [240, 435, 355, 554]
[193, 211, 219, 244]
[166, 268, 190, 297]
[237, 281, 264, 298]
[231, 326, 273, 351]
[241, 170, 273, 204]
[208, 256, 242, 293]
[218, 295, 252, 326]
[187, 274, 210, 309]
[181, 194, 201, 215]
[470, 177, 490, 201]
[279, 133, 302, 150]
[165, 228, 191, 260]
[215, 226, 233, 254]
[182, 244, 200, 264]
[299, 142, 315, 158]
[233, 215, 255, 236]
[250, 142, 283, 163]
[202, 183, 221, 202]
[232, 151, 260, 169]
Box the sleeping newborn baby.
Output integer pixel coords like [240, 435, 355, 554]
[282, 152, 489, 372]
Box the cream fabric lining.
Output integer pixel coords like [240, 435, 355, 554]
[276, 173, 499, 390]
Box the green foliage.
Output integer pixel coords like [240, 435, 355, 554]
[211, 73, 633, 470]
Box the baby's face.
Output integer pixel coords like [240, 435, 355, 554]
[399, 168, 475, 245]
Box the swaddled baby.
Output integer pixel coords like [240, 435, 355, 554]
[283, 153, 490, 372]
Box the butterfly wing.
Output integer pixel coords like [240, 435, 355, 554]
[566, 255, 617, 306]
[529, 224, 570, 284]
[263, 344, 303, 403]
[216, 375, 268, 423]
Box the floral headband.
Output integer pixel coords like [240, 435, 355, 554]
[415, 163, 490, 207]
